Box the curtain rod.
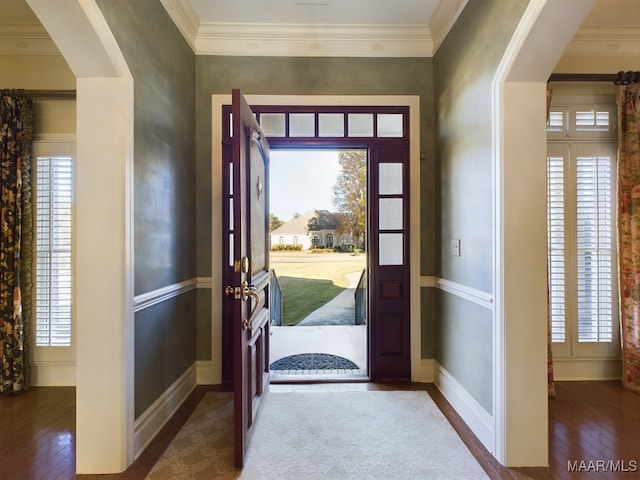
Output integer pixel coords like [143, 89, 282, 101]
[548, 73, 618, 82]
[549, 71, 640, 85]
[24, 89, 76, 99]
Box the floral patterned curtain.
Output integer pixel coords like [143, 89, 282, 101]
[547, 83, 556, 398]
[0, 90, 33, 396]
[617, 76, 640, 393]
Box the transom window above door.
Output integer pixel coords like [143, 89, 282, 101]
[226, 106, 408, 143]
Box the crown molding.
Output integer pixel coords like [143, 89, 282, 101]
[429, 0, 468, 54]
[160, 0, 199, 53]
[195, 22, 433, 57]
[0, 24, 61, 55]
[564, 26, 640, 57]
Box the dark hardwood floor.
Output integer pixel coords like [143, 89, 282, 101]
[1, 381, 638, 479]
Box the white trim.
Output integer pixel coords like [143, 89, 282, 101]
[159, 0, 199, 53]
[420, 275, 438, 288]
[31, 139, 77, 379]
[196, 360, 214, 385]
[133, 363, 197, 459]
[159, 0, 436, 58]
[407, 96, 421, 383]
[429, 0, 468, 54]
[553, 358, 622, 381]
[434, 362, 494, 455]
[132, 277, 212, 313]
[133, 278, 198, 313]
[415, 358, 435, 383]
[492, 1, 545, 466]
[492, 0, 596, 467]
[196, 23, 432, 58]
[420, 276, 493, 310]
[437, 278, 493, 310]
[0, 24, 61, 55]
[197, 276, 213, 289]
[565, 26, 640, 57]
[211, 94, 420, 385]
[30, 361, 76, 386]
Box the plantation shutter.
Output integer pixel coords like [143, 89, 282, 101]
[547, 155, 566, 342]
[36, 156, 73, 347]
[575, 155, 613, 342]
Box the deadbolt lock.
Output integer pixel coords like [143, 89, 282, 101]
[225, 285, 242, 299]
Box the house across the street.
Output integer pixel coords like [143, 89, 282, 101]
[270, 209, 352, 250]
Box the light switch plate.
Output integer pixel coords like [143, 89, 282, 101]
[450, 239, 460, 256]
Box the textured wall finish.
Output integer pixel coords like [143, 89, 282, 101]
[97, 0, 197, 418]
[98, 0, 196, 296]
[433, 0, 528, 411]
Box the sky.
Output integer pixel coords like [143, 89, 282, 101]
[269, 150, 342, 221]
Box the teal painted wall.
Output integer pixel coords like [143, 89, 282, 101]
[97, 0, 197, 417]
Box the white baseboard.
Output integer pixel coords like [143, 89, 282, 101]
[30, 361, 76, 386]
[553, 357, 622, 381]
[414, 358, 435, 383]
[196, 360, 215, 385]
[434, 362, 494, 455]
[134, 363, 197, 459]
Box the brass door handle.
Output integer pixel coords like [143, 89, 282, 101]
[242, 282, 261, 326]
[243, 318, 253, 333]
[226, 281, 261, 330]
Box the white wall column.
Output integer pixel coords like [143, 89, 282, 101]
[75, 77, 134, 473]
[493, 0, 597, 466]
[26, 0, 135, 473]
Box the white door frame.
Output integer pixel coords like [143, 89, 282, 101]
[211, 95, 421, 383]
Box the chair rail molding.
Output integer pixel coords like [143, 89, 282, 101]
[421, 275, 493, 310]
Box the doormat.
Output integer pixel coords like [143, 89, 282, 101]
[270, 353, 358, 370]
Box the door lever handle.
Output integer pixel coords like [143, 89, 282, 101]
[242, 282, 261, 327]
[225, 282, 261, 329]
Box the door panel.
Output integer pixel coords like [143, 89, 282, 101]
[228, 89, 270, 468]
[369, 145, 411, 381]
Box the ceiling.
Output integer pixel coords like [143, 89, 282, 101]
[0, 0, 638, 58]
[160, 0, 463, 56]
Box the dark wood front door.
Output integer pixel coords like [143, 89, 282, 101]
[226, 89, 271, 467]
[221, 103, 411, 386]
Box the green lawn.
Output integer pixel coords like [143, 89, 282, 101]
[270, 253, 366, 326]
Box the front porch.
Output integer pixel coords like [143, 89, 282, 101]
[269, 325, 367, 380]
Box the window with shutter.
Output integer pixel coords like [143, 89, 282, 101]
[546, 88, 619, 367]
[575, 155, 613, 343]
[546, 155, 565, 343]
[36, 155, 73, 347]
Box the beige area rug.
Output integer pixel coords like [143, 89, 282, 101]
[146, 390, 489, 480]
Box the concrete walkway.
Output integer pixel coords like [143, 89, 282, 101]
[296, 271, 362, 326]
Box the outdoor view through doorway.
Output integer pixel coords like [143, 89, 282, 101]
[268, 149, 368, 380]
